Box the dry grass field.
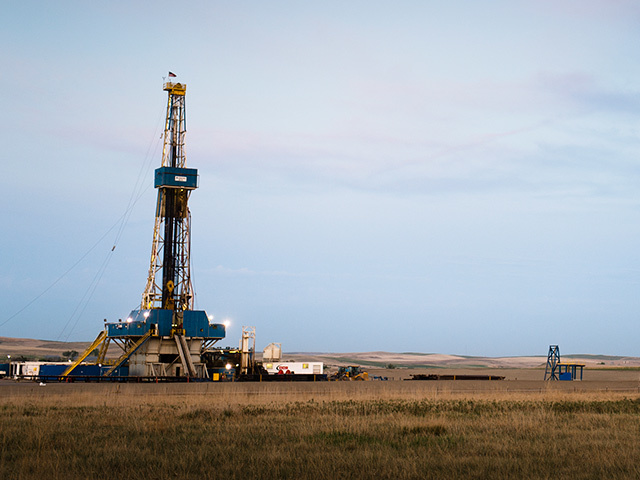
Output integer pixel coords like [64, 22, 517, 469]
[2, 377, 640, 480]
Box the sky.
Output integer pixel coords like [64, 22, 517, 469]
[2, 1, 640, 356]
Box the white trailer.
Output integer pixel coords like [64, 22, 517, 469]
[263, 361, 323, 375]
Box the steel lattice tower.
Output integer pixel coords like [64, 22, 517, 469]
[142, 81, 196, 312]
[60, 77, 225, 380]
[544, 345, 560, 381]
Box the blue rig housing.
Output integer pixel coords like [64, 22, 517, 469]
[107, 309, 225, 339]
[154, 167, 199, 189]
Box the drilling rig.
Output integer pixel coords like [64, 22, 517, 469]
[62, 77, 225, 380]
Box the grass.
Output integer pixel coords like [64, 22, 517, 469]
[2, 390, 640, 479]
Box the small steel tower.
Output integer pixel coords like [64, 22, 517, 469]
[544, 345, 560, 381]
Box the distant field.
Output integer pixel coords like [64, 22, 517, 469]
[3, 336, 640, 370]
[2, 381, 640, 479]
[288, 351, 640, 369]
[0, 336, 90, 360]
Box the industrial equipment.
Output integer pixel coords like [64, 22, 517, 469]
[203, 332, 325, 381]
[544, 345, 560, 381]
[544, 345, 584, 381]
[31, 77, 327, 383]
[262, 343, 282, 362]
[239, 326, 255, 375]
[62, 76, 226, 380]
[201, 326, 264, 379]
[330, 365, 369, 381]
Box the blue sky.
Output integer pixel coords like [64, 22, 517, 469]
[2, 1, 640, 356]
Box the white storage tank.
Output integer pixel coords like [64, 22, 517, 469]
[262, 343, 282, 362]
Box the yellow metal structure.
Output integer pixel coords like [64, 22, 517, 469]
[163, 82, 186, 96]
[95, 336, 111, 365]
[61, 330, 107, 377]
